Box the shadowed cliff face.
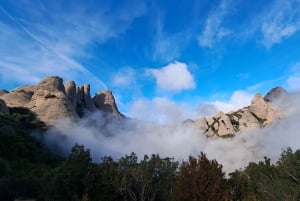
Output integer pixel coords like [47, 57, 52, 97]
[0, 76, 124, 125]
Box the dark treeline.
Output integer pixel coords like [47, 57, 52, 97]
[0, 109, 300, 201]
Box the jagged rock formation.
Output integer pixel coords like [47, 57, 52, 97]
[264, 86, 287, 102]
[0, 76, 124, 125]
[76, 84, 97, 116]
[193, 90, 283, 137]
[64, 81, 77, 107]
[0, 99, 9, 114]
[25, 76, 79, 125]
[93, 90, 125, 119]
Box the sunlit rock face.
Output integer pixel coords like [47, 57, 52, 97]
[192, 88, 284, 137]
[0, 76, 124, 125]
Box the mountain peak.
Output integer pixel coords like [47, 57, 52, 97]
[0, 76, 124, 125]
[264, 86, 287, 102]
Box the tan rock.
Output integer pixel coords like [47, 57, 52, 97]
[195, 117, 208, 131]
[217, 113, 235, 136]
[205, 127, 215, 137]
[238, 110, 260, 130]
[0, 90, 32, 107]
[249, 93, 268, 120]
[206, 117, 214, 126]
[64, 81, 77, 107]
[0, 89, 8, 96]
[249, 93, 282, 127]
[26, 76, 78, 125]
[93, 90, 124, 119]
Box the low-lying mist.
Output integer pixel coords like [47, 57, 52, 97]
[42, 92, 300, 173]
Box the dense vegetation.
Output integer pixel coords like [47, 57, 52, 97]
[0, 109, 299, 201]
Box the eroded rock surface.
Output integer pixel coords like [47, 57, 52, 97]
[0, 76, 124, 125]
[193, 90, 283, 137]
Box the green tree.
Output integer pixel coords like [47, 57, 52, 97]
[172, 153, 231, 201]
[99, 153, 178, 201]
[45, 144, 98, 201]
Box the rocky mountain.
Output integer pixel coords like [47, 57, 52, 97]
[191, 87, 287, 137]
[0, 76, 287, 137]
[0, 76, 124, 125]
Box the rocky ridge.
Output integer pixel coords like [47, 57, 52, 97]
[0, 76, 124, 125]
[192, 87, 286, 137]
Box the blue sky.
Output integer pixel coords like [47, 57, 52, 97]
[0, 0, 300, 119]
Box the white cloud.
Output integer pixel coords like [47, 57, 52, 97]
[197, 0, 231, 48]
[261, 0, 300, 48]
[147, 61, 195, 92]
[45, 91, 300, 173]
[197, 90, 254, 117]
[129, 97, 192, 123]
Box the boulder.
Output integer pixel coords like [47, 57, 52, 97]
[249, 93, 268, 120]
[217, 113, 235, 136]
[238, 110, 260, 130]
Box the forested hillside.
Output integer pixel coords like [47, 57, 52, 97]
[0, 108, 299, 201]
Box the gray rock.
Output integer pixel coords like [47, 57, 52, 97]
[0, 99, 9, 114]
[76, 84, 97, 116]
[64, 81, 77, 107]
[264, 86, 287, 102]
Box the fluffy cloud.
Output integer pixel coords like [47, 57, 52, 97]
[44, 91, 300, 173]
[129, 97, 192, 123]
[147, 61, 195, 92]
[197, 90, 254, 117]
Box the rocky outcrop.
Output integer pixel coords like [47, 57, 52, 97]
[264, 86, 287, 102]
[0, 99, 9, 114]
[64, 81, 77, 107]
[193, 91, 283, 137]
[93, 90, 124, 119]
[0, 87, 33, 107]
[0, 76, 124, 125]
[25, 76, 79, 125]
[76, 84, 97, 116]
